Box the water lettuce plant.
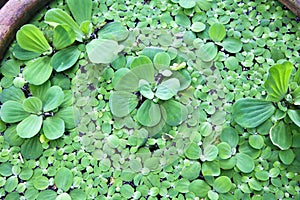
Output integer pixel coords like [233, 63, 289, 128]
[233, 61, 299, 150]
[109, 52, 191, 135]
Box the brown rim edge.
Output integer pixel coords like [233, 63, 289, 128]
[0, 0, 52, 60]
[279, 0, 300, 17]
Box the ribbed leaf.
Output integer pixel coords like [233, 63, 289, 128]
[43, 117, 65, 140]
[45, 8, 83, 41]
[112, 68, 139, 92]
[0, 101, 29, 123]
[53, 25, 76, 50]
[130, 56, 155, 83]
[270, 121, 292, 150]
[265, 62, 293, 102]
[287, 109, 300, 127]
[233, 98, 276, 128]
[16, 24, 51, 54]
[155, 78, 180, 100]
[43, 86, 64, 112]
[17, 115, 43, 138]
[137, 100, 161, 127]
[51, 46, 81, 72]
[23, 57, 52, 85]
[161, 100, 188, 126]
[21, 135, 43, 159]
[55, 107, 78, 129]
[97, 22, 129, 41]
[109, 91, 138, 118]
[0, 86, 25, 103]
[23, 97, 42, 114]
[67, 0, 92, 24]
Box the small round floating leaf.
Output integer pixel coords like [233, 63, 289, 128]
[153, 52, 171, 70]
[53, 25, 76, 50]
[109, 91, 138, 118]
[265, 62, 293, 102]
[131, 56, 155, 83]
[185, 142, 201, 160]
[217, 142, 232, 159]
[17, 115, 43, 138]
[249, 135, 264, 149]
[248, 179, 262, 191]
[221, 37, 242, 53]
[175, 13, 191, 28]
[23, 56, 53, 85]
[120, 184, 134, 198]
[191, 22, 206, 32]
[66, 0, 92, 24]
[197, 42, 218, 62]
[270, 121, 292, 150]
[43, 117, 65, 140]
[43, 86, 64, 112]
[0, 101, 29, 123]
[86, 39, 122, 64]
[19, 168, 33, 181]
[70, 189, 86, 200]
[97, 22, 129, 41]
[161, 100, 188, 126]
[37, 190, 57, 200]
[21, 135, 43, 159]
[213, 176, 232, 193]
[16, 24, 51, 54]
[5, 176, 18, 192]
[236, 153, 255, 173]
[137, 100, 161, 127]
[203, 145, 218, 161]
[23, 97, 42, 114]
[0, 162, 12, 177]
[233, 98, 276, 128]
[189, 180, 211, 197]
[55, 167, 73, 191]
[209, 23, 226, 42]
[51, 46, 81, 72]
[181, 162, 201, 180]
[179, 0, 196, 9]
[224, 56, 239, 70]
[155, 78, 180, 100]
[33, 176, 49, 190]
[279, 149, 295, 165]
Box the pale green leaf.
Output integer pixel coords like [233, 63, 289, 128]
[98, 22, 129, 41]
[221, 37, 242, 53]
[155, 78, 180, 100]
[43, 117, 65, 140]
[137, 100, 161, 127]
[55, 167, 73, 191]
[43, 86, 64, 112]
[0, 86, 25, 103]
[130, 56, 155, 83]
[0, 101, 29, 123]
[236, 153, 254, 173]
[109, 91, 138, 118]
[197, 42, 218, 62]
[16, 24, 51, 54]
[66, 0, 92, 24]
[17, 115, 43, 138]
[265, 62, 293, 102]
[112, 68, 139, 92]
[23, 97, 42, 114]
[233, 98, 276, 128]
[153, 52, 171, 70]
[213, 176, 232, 193]
[209, 23, 226, 42]
[139, 80, 154, 99]
[161, 100, 188, 126]
[55, 107, 78, 129]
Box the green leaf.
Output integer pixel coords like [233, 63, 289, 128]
[139, 80, 154, 99]
[140, 47, 164, 61]
[155, 78, 180, 100]
[175, 13, 191, 28]
[287, 109, 300, 127]
[112, 68, 139, 92]
[179, 0, 195, 9]
[21, 135, 43, 159]
[175, 179, 190, 193]
[51, 46, 81, 72]
[16, 24, 51, 54]
[30, 81, 51, 101]
[168, 70, 191, 91]
[70, 189, 86, 200]
[66, 0, 92, 24]
[203, 145, 218, 161]
[86, 39, 122, 64]
[120, 184, 134, 198]
[213, 176, 232, 193]
[45, 8, 83, 41]
[249, 135, 264, 149]
[37, 190, 57, 200]
[19, 167, 33, 181]
[23, 56, 53, 85]
[270, 121, 292, 150]
[279, 149, 295, 165]
[0, 101, 29, 123]
[23, 97, 42, 114]
[185, 142, 201, 160]
[53, 25, 76, 50]
[1, 59, 21, 78]
[181, 162, 201, 180]
[5, 176, 18, 193]
[33, 176, 49, 190]
[221, 37, 242, 53]
[109, 91, 138, 118]
[137, 100, 161, 127]
[0, 86, 25, 103]
[161, 100, 188, 126]
[236, 153, 255, 173]
[55, 107, 78, 129]
[153, 52, 171, 70]
[191, 22, 206, 32]
[131, 56, 155, 83]
[217, 142, 232, 159]
[4, 125, 24, 146]
[197, 42, 218, 62]
[233, 98, 276, 128]
[43, 86, 64, 112]
[12, 44, 40, 60]
[55, 167, 73, 191]
[17, 115, 43, 138]
[98, 22, 129, 41]
[43, 117, 65, 140]
[265, 62, 293, 102]
[209, 23, 226, 42]
[292, 87, 300, 105]
[220, 127, 239, 148]
[56, 193, 72, 200]
[0, 162, 12, 177]
[80, 20, 93, 37]
[189, 180, 211, 198]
